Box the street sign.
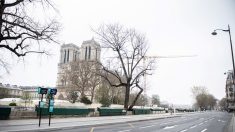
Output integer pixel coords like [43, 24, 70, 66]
[37, 87, 57, 127]
[49, 100, 54, 106]
[39, 101, 44, 108]
[48, 88, 57, 95]
[49, 106, 54, 112]
[38, 87, 48, 94]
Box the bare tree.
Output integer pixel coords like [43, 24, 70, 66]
[192, 86, 217, 110]
[219, 98, 227, 111]
[129, 92, 148, 106]
[191, 86, 208, 99]
[152, 94, 160, 106]
[65, 61, 100, 102]
[0, 0, 60, 71]
[88, 65, 101, 102]
[21, 91, 32, 107]
[206, 94, 217, 110]
[95, 76, 125, 105]
[94, 24, 155, 110]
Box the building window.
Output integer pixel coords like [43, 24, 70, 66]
[95, 48, 97, 60]
[67, 50, 70, 62]
[64, 50, 66, 63]
[229, 93, 233, 97]
[85, 47, 88, 60]
[88, 46, 91, 60]
[229, 88, 233, 92]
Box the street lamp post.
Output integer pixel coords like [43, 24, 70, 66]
[212, 24, 235, 108]
[212, 25, 235, 77]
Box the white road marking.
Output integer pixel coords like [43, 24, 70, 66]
[117, 129, 131, 132]
[190, 125, 197, 129]
[160, 122, 171, 125]
[198, 122, 204, 125]
[180, 129, 188, 132]
[201, 128, 207, 132]
[139, 125, 155, 129]
[163, 125, 178, 129]
[218, 120, 226, 123]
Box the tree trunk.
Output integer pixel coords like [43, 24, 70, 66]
[91, 89, 94, 102]
[128, 88, 143, 110]
[124, 85, 130, 109]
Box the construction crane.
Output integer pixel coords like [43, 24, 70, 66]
[142, 55, 197, 97]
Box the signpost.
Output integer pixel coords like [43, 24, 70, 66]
[37, 87, 57, 127]
[47, 88, 57, 126]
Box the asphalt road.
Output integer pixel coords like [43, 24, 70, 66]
[53, 111, 232, 132]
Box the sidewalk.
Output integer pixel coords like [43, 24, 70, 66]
[0, 113, 189, 132]
[225, 113, 235, 132]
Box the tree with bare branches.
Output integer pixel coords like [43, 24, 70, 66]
[0, 0, 60, 71]
[64, 61, 101, 103]
[191, 86, 217, 110]
[94, 24, 155, 110]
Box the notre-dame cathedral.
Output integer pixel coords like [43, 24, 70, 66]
[56, 38, 101, 98]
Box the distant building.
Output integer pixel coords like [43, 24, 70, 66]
[0, 83, 44, 99]
[20, 86, 40, 99]
[225, 70, 235, 111]
[56, 38, 101, 99]
[0, 83, 23, 98]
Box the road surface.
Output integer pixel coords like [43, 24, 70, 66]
[53, 111, 231, 132]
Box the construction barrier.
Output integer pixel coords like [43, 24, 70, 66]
[35, 107, 95, 116]
[0, 107, 11, 120]
[97, 107, 126, 116]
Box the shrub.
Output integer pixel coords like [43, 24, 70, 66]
[9, 102, 17, 106]
[80, 96, 92, 104]
[67, 91, 78, 103]
[58, 93, 65, 100]
[99, 96, 111, 107]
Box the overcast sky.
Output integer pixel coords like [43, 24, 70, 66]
[1, 0, 235, 105]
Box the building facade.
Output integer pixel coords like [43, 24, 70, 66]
[56, 38, 101, 99]
[0, 83, 40, 99]
[0, 83, 23, 98]
[225, 70, 235, 111]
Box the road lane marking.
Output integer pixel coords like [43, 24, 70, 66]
[117, 129, 131, 132]
[190, 125, 197, 129]
[90, 127, 94, 132]
[128, 123, 134, 128]
[218, 120, 226, 123]
[180, 129, 188, 132]
[163, 125, 178, 129]
[198, 122, 204, 125]
[139, 125, 155, 129]
[201, 128, 207, 132]
[160, 122, 171, 125]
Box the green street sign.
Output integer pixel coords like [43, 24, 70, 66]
[37, 87, 41, 94]
[48, 88, 57, 95]
[49, 106, 54, 112]
[39, 101, 44, 108]
[37, 87, 48, 94]
[49, 100, 54, 106]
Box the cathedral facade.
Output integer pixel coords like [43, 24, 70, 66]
[56, 38, 101, 99]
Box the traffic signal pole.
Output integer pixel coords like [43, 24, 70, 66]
[49, 94, 52, 126]
[39, 94, 43, 127]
